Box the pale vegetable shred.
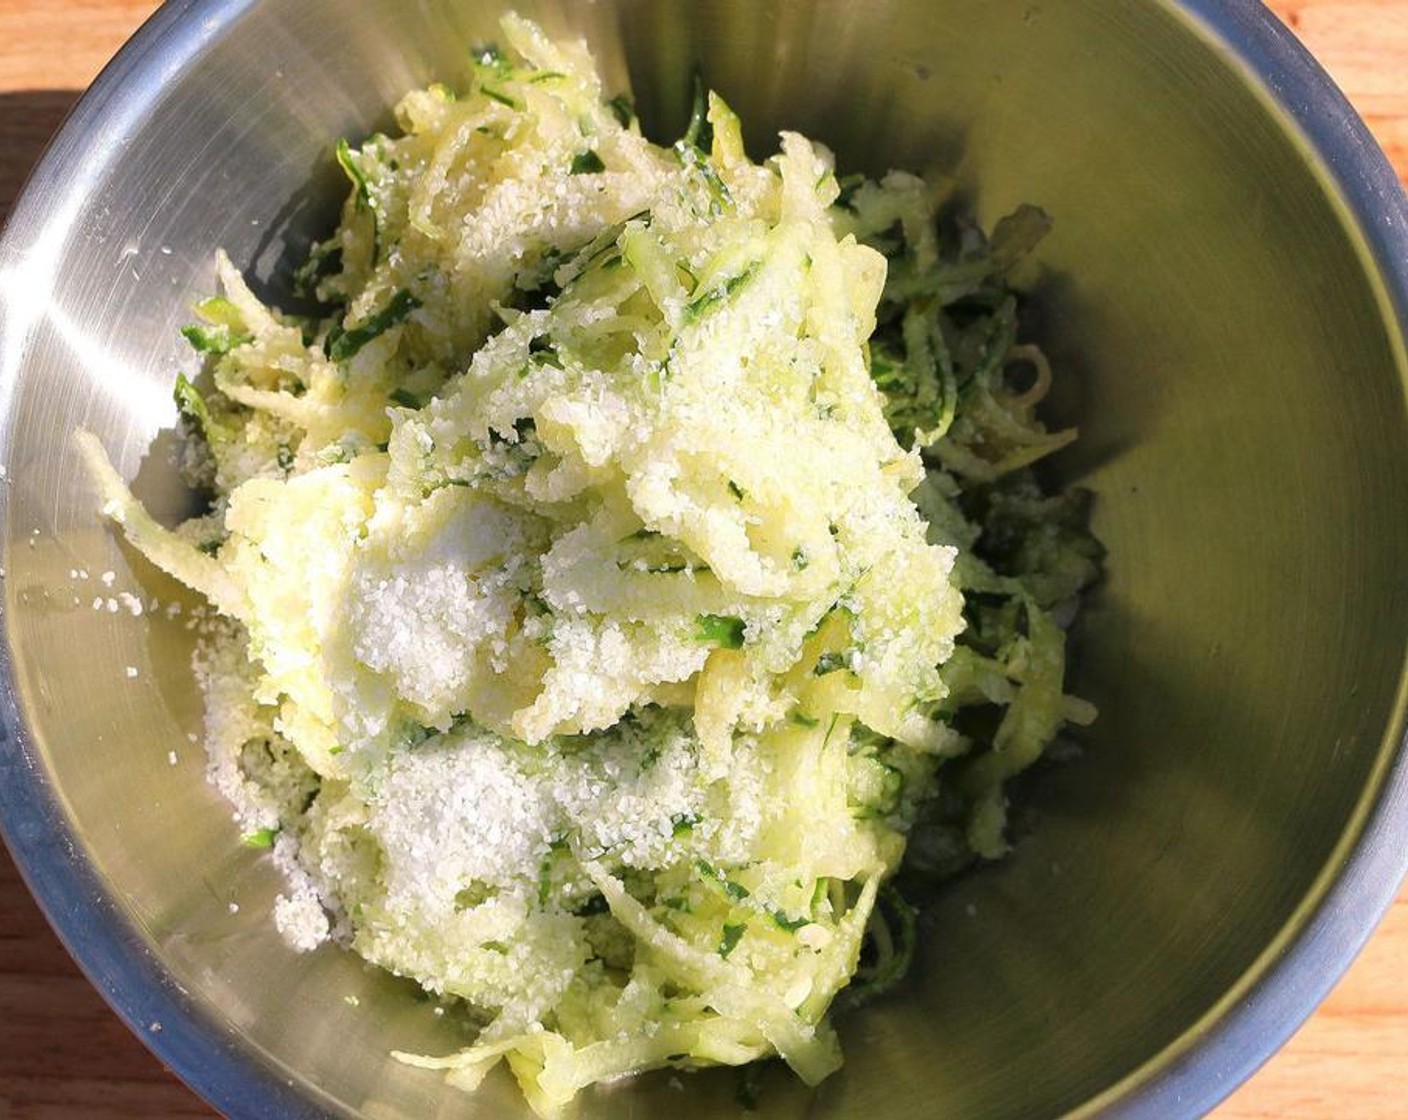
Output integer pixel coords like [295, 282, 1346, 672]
[81, 14, 1100, 1116]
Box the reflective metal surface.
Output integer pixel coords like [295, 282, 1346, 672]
[4, 1, 1408, 1117]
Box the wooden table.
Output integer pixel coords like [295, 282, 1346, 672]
[2, 2, 1407, 1117]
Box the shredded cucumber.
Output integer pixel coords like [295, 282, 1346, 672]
[83, 13, 1100, 1117]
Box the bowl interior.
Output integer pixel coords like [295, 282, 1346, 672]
[4, 1, 1408, 1118]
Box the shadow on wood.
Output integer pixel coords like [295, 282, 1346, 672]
[1, 90, 81, 227]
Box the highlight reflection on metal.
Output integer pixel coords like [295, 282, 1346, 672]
[3, 2, 1408, 1118]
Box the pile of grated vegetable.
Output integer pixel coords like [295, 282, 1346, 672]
[82, 14, 1101, 1116]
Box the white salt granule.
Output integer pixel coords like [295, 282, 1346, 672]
[369, 733, 557, 908]
[274, 887, 330, 951]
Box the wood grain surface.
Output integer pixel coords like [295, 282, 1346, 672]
[1, 2, 1406, 1117]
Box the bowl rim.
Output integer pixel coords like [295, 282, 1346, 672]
[3, 1, 1408, 1118]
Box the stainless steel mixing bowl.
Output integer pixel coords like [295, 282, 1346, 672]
[4, 1, 1408, 1117]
